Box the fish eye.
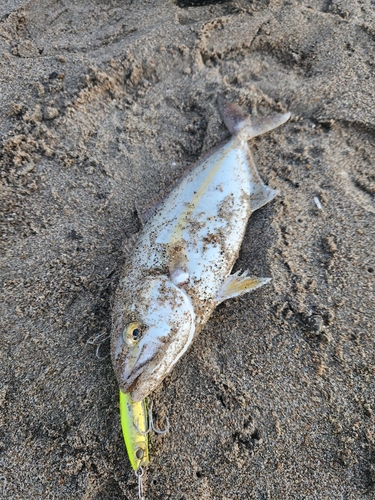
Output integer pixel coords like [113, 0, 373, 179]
[123, 322, 142, 345]
[132, 328, 140, 340]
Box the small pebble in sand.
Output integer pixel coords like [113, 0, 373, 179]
[314, 196, 323, 210]
[43, 107, 59, 120]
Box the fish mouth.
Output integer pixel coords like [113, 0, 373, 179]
[126, 372, 142, 394]
[120, 362, 153, 402]
[119, 342, 158, 395]
[120, 359, 146, 393]
[122, 363, 146, 390]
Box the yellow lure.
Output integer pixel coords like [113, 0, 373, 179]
[119, 390, 149, 470]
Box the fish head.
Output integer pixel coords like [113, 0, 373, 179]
[112, 275, 195, 402]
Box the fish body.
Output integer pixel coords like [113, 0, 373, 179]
[111, 99, 290, 402]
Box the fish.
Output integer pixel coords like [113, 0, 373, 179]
[111, 98, 290, 402]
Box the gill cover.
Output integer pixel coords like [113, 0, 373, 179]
[112, 276, 195, 402]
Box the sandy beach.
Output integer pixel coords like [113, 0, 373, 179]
[1, 1, 374, 498]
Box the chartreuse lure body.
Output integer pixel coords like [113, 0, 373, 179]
[119, 391, 149, 470]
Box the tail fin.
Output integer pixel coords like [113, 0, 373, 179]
[217, 96, 290, 140]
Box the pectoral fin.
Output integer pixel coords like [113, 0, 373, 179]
[216, 270, 271, 303]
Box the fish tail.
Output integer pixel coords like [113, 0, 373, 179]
[217, 96, 290, 140]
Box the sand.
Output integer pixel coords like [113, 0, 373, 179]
[1, 1, 374, 498]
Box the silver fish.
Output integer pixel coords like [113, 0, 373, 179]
[111, 98, 290, 402]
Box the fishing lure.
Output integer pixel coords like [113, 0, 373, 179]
[119, 391, 148, 498]
[119, 391, 149, 470]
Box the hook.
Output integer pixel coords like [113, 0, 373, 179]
[148, 401, 170, 435]
[87, 332, 110, 360]
[133, 401, 170, 436]
[135, 467, 145, 499]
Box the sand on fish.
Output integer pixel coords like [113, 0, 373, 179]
[1, 1, 374, 499]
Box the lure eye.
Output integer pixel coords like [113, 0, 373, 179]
[123, 322, 142, 345]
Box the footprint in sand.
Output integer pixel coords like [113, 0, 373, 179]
[339, 170, 375, 214]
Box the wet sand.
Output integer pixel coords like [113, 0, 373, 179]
[1, 1, 374, 498]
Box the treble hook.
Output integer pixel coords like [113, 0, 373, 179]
[134, 400, 170, 436]
[148, 401, 170, 435]
[87, 332, 110, 360]
[135, 467, 145, 500]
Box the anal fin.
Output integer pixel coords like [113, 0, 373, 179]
[216, 270, 270, 303]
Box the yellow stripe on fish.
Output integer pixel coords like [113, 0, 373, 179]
[170, 152, 227, 244]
